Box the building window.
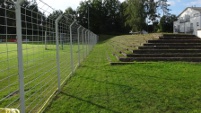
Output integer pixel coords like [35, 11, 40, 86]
[194, 13, 199, 17]
[197, 22, 199, 26]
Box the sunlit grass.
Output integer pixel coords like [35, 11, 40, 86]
[44, 35, 201, 113]
[0, 42, 86, 112]
[106, 34, 161, 62]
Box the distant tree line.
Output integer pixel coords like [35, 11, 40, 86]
[0, 0, 16, 34]
[0, 0, 177, 35]
[74, 0, 177, 34]
[0, 0, 66, 35]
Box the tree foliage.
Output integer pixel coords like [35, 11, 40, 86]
[159, 14, 177, 32]
[146, 0, 159, 21]
[125, 0, 147, 31]
[157, 0, 170, 16]
[77, 0, 126, 34]
[0, 0, 175, 35]
[0, 0, 16, 34]
[65, 7, 76, 15]
[0, 0, 46, 34]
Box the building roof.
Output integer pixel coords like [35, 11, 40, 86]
[191, 7, 201, 12]
[177, 7, 201, 17]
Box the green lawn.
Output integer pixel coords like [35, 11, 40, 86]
[0, 42, 87, 112]
[44, 35, 201, 113]
[106, 34, 161, 61]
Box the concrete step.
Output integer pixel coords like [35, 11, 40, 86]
[119, 57, 201, 62]
[133, 49, 201, 54]
[148, 39, 201, 43]
[160, 37, 199, 39]
[127, 53, 201, 57]
[163, 34, 195, 38]
[119, 34, 201, 62]
[138, 46, 201, 49]
[144, 43, 201, 47]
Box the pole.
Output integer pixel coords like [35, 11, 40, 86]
[77, 26, 82, 66]
[87, 31, 90, 54]
[60, 33, 64, 50]
[55, 14, 62, 92]
[82, 28, 85, 61]
[85, 30, 88, 57]
[45, 31, 47, 50]
[70, 20, 76, 75]
[88, 5, 89, 30]
[15, 0, 25, 112]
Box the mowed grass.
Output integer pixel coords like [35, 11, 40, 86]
[44, 35, 201, 113]
[0, 42, 86, 112]
[106, 34, 161, 62]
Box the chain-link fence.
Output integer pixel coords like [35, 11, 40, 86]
[0, 0, 98, 112]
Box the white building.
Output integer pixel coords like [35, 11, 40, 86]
[174, 7, 201, 36]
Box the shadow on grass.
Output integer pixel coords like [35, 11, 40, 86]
[98, 35, 116, 44]
[60, 91, 121, 113]
[79, 76, 134, 90]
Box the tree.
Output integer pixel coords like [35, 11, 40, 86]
[77, 1, 90, 29]
[21, 1, 46, 36]
[125, 0, 147, 32]
[0, 0, 16, 34]
[119, 1, 131, 33]
[157, 0, 170, 16]
[159, 14, 177, 32]
[0, 0, 46, 35]
[46, 10, 63, 33]
[48, 10, 63, 20]
[77, 0, 126, 34]
[65, 7, 76, 16]
[145, 0, 158, 22]
[89, 0, 104, 33]
[102, 0, 121, 34]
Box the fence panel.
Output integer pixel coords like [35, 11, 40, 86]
[0, 0, 98, 113]
[0, 0, 20, 110]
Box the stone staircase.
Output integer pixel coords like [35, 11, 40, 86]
[120, 34, 201, 62]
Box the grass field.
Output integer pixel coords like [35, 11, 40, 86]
[44, 35, 201, 113]
[0, 42, 87, 112]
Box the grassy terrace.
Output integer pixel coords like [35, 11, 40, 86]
[106, 34, 161, 62]
[44, 34, 201, 113]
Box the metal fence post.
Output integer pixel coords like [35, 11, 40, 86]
[92, 34, 96, 47]
[45, 31, 47, 50]
[70, 20, 76, 75]
[89, 32, 91, 52]
[82, 28, 85, 60]
[77, 26, 82, 66]
[85, 30, 88, 57]
[91, 33, 94, 49]
[94, 34, 97, 46]
[90, 33, 92, 51]
[15, 0, 25, 112]
[87, 31, 90, 54]
[55, 14, 62, 92]
[60, 33, 64, 50]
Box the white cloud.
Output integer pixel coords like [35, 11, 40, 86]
[189, 0, 201, 6]
[168, 0, 181, 6]
[168, 1, 176, 6]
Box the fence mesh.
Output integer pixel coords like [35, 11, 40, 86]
[0, 0, 19, 109]
[0, 0, 98, 113]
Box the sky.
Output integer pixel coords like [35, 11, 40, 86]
[168, 0, 201, 15]
[41, 0, 201, 16]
